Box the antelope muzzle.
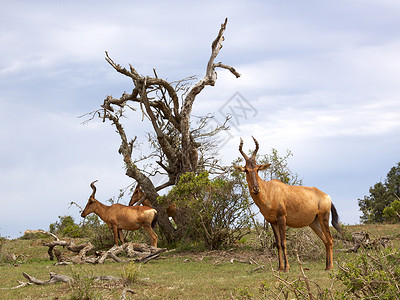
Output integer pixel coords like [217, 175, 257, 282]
[252, 186, 260, 194]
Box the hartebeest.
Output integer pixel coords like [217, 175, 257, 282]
[128, 184, 153, 208]
[234, 137, 341, 272]
[129, 184, 177, 225]
[81, 180, 158, 247]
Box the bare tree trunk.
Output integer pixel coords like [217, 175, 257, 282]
[83, 19, 240, 243]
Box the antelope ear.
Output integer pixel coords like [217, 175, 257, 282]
[233, 165, 246, 172]
[258, 163, 271, 171]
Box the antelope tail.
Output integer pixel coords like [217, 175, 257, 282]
[151, 210, 158, 229]
[331, 203, 342, 234]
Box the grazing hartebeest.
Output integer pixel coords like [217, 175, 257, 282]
[234, 137, 342, 272]
[81, 180, 158, 247]
[129, 184, 177, 225]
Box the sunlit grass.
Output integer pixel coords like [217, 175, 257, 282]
[0, 224, 399, 299]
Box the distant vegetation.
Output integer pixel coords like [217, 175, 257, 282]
[358, 161, 400, 223]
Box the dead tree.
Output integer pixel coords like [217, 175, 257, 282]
[83, 19, 240, 242]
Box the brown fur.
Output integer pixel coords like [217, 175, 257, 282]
[129, 184, 177, 224]
[234, 137, 341, 272]
[81, 181, 158, 247]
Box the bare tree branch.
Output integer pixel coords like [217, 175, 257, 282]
[213, 62, 241, 78]
[84, 19, 240, 243]
[180, 18, 239, 172]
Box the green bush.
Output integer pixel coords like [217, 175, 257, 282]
[49, 215, 86, 238]
[160, 171, 252, 250]
[335, 247, 400, 299]
[383, 199, 400, 223]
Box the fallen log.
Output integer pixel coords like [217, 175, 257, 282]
[22, 272, 73, 285]
[43, 240, 95, 262]
[0, 281, 32, 290]
[97, 245, 124, 264]
[43, 240, 165, 264]
[135, 248, 167, 263]
[43, 240, 71, 247]
[3, 272, 122, 290]
[43, 240, 72, 260]
[53, 248, 66, 263]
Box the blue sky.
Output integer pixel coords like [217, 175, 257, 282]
[1, 1, 400, 238]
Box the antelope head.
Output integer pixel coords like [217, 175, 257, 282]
[233, 136, 271, 195]
[81, 180, 99, 217]
[129, 184, 146, 206]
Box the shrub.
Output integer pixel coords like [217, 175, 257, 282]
[49, 215, 85, 238]
[335, 247, 400, 299]
[160, 171, 252, 249]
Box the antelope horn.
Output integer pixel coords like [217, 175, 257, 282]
[239, 138, 250, 161]
[251, 136, 259, 159]
[90, 180, 98, 198]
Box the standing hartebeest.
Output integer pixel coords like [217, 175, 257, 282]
[81, 180, 158, 247]
[128, 184, 153, 208]
[234, 137, 342, 272]
[129, 184, 177, 225]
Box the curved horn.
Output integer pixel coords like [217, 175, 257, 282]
[239, 138, 250, 161]
[251, 136, 259, 159]
[90, 180, 98, 198]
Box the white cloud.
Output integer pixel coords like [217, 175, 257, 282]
[1, 0, 400, 237]
[0, 102, 135, 238]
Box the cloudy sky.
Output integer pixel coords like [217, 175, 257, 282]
[1, 1, 400, 238]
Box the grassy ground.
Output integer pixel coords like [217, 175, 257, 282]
[0, 224, 399, 299]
